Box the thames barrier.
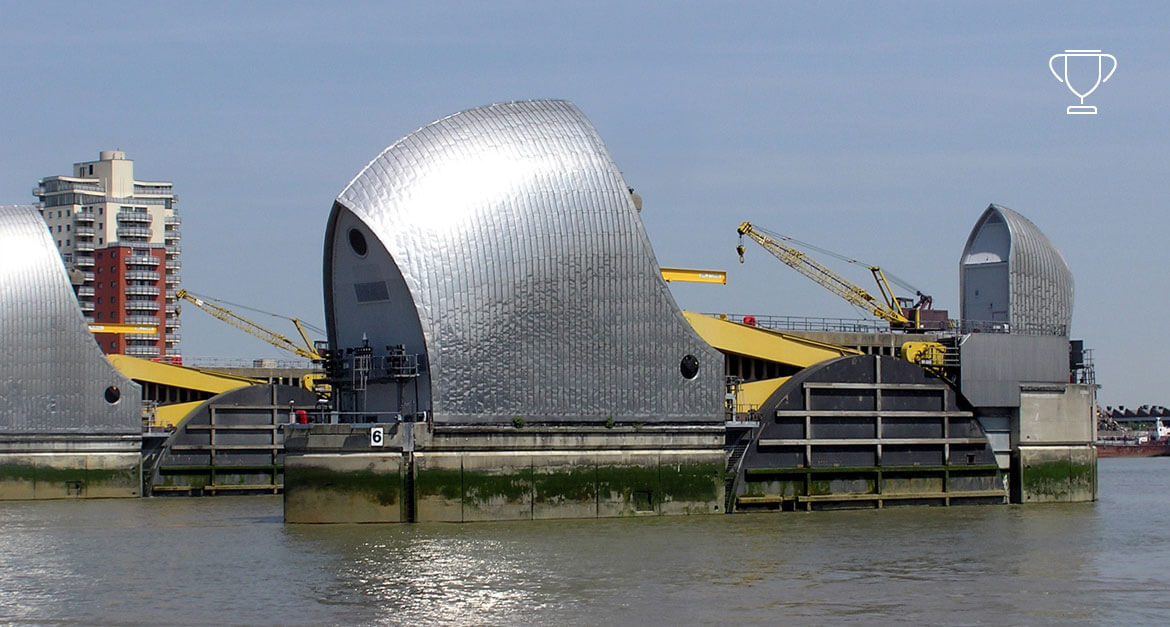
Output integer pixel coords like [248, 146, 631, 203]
[1, 100, 1095, 522]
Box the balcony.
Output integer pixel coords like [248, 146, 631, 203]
[126, 315, 158, 325]
[165, 215, 181, 224]
[126, 332, 160, 341]
[166, 244, 181, 255]
[165, 274, 180, 285]
[165, 259, 181, 270]
[125, 345, 161, 357]
[126, 255, 159, 267]
[79, 301, 95, 312]
[165, 304, 179, 314]
[116, 227, 152, 239]
[77, 286, 95, 297]
[133, 185, 173, 196]
[166, 333, 181, 343]
[74, 210, 95, 223]
[82, 271, 95, 282]
[74, 255, 95, 268]
[74, 226, 95, 236]
[165, 288, 178, 300]
[116, 211, 152, 224]
[125, 300, 161, 312]
[74, 241, 95, 252]
[164, 230, 180, 241]
[125, 285, 161, 297]
[37, 180, 103, 194]
[125, 270, 159, 281]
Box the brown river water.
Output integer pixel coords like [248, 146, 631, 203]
[2, 458, 1168, 625]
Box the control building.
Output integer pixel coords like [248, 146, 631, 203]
[34, 151, 181, 361]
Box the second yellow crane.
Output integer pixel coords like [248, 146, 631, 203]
[736, 221, 927, 329]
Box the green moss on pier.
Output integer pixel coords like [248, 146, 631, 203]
[1021, 459, 1095, 501]
[415, 461, 721, 512]
[284, 465, 401, 506]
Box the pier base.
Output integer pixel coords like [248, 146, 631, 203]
[284, 423, 725, 524]
[0, 434, 142, 499]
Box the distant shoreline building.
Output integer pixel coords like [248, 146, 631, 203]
[34, 151, 181, 362]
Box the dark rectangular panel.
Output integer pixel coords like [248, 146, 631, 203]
[882, 389, 942, 412]
[354, 281, 390, 303]
[882, 445, 944, 467]
[883, 417, 943, 439]
[811, 445, 875, 468]
[810, 416, 875, 439]
[809, 389, 875, 412]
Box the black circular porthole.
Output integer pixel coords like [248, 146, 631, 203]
[348, 228, 368, 256]
[680, 354, 700, 380]
[104, 386, 121, 404]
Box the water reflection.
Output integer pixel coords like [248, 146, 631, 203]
[3, 461, 1170, 624]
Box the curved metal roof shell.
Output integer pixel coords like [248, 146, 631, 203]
[0, 205, 141, 433]
[960, 203, 1073, 335]
[325, 100, 723, 424]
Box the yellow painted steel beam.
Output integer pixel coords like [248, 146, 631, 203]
[739, 377, 790, 411]
[660, 267, 727, 284]
[89, 323, 158, 334]
[153, 400, 205, 428]
[683, 311, 860, 369]
[107, 354, 259, 395]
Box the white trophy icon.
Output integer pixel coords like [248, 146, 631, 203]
[1048, 50, 1117, 115]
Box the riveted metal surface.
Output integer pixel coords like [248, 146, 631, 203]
[324, 100, 723, 424]
[0, 205, 142, 433]
[960, 204, 1073, 334]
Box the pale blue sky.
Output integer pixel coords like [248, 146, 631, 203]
[1, 2, 1165, 406]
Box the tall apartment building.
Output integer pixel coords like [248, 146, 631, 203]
[34, 151, 181, 362]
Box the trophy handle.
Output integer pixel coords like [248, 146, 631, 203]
[1048, 54, 1066, 83]
[1100, 54, 1118, 83]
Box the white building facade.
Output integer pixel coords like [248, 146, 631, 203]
[34, 151, 181, 361]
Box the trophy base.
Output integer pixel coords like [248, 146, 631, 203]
[1067, 105, 1098, 115]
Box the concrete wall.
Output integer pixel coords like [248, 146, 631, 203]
[1017, 384, 1095, 446]
[0, 435, 141, 499]
[1014, 445, 1096, 503]
[414, 449, 724, 522]
[1009, 383, 1096, 504]
[284, 423, 725, 524]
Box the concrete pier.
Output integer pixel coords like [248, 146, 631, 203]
[0, 434, 141, 499]
[284, 423, 725, 523]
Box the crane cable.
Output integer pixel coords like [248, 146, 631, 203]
[181, 290, 326, 335]
[748, 224, 924, 296]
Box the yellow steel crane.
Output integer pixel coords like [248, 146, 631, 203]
[175, 289, 321, 360]
[175, 289, 328, 397]
[736, 221, 920, 329]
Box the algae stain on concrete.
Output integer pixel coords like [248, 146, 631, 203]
[1022, 459, 1095, 501]
[414, 468, 462, 501]
[286, 466, 401, 506]
[533, 468, 596, 504]
[415, 462, 721, 516]
[462, 469, 532, 505]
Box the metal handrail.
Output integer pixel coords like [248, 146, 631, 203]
[958, 319, 1068, 336]
[703, 312, 890, 334]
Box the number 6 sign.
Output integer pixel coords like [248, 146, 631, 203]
[370, 426, 384, 447]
